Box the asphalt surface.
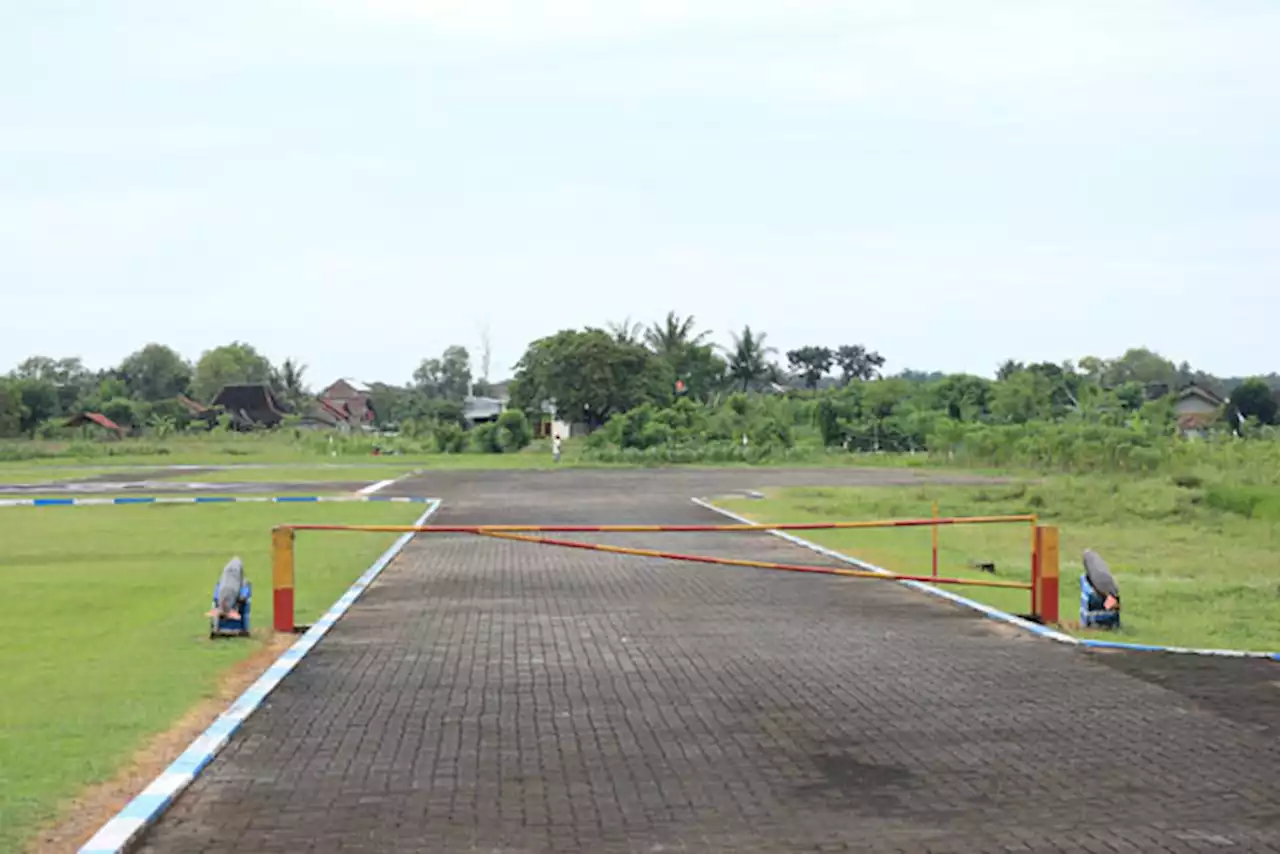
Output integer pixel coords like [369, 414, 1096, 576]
[131, 468, 1280, 853]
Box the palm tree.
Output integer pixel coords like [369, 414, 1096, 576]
[273, 358, 310, 412]
[607, 317, 644, 346]
[724, 325, 776, 392]
[644, 312, 710, 357]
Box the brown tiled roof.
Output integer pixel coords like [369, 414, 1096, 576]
[1178, 412, 1218, 430]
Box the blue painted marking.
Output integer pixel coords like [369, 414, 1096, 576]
[118, 793, 170, 820]
[77, 499, 442, 854]
[4, 494, 437, 509]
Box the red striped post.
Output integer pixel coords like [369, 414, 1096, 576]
[272, 527, 296, 633]
[1033, 526, 1059, 624]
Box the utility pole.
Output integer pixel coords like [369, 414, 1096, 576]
[478, 323, 492, 383]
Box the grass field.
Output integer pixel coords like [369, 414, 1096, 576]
[0, 500, 427, 853]
[718, 477, 1280, 653]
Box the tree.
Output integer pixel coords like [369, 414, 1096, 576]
[1229, 378, 1277, 426]
[192, 342, 273, 401]
[1102, 348, 1179, 390]
[272, 359, 311, 412]
[101, 397, 141, 428]
[930, 374, 992, 421]
[118, 344, 192, 402]
[12, 356, 94, 413]
[989, 370, 1056, 423]
[412, 346, 472, 401]
[13, 379, 60, 435]
[607, 317, 644, 346]
[724, 326, 776, 392]
[644, 312, 711, 357]
[438, 346, 472, 401]
[786, 346, 834, 390]
[510, 328, 668, 428]
[834, 345, 885, 384]
[0, 379, 24, 438]
[496, 409, 533, 451]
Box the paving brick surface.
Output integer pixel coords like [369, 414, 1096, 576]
[135, 470, 1280, 853]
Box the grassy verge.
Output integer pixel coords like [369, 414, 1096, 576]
[1, 434, 991, 472]
[718, 477, 1280, 653]
[0, 500, 426, 853]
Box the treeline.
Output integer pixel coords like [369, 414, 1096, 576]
[4, 313, 1278, 468]
[0, 343, 300, 439]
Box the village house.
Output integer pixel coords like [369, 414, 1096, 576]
[1173, 384, 1225, 438]
[317, 378, 375, 427]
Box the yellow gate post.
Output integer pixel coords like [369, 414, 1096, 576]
[272, 526, 296, 633]
[1033, 525, 1060, 624]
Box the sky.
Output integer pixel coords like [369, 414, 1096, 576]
[2, 1, 1278, 387]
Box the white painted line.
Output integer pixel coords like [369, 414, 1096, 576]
[356, 469, 419, 496]
[77, 499, 442, 854]
[691, 497, 1280, 661]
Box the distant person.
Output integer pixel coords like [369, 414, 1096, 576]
[552, 433, 562, 463]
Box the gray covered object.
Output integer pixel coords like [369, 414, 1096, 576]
[1082, 549, 1120, 598]
[214, 557, 245, 614]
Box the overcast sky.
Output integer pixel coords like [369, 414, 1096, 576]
[2, 1, 1277, 386]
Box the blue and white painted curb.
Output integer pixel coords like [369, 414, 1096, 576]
[0, 495, 435, 508]
[77, 499, 442, 854]
[692, 497, 1280, 662]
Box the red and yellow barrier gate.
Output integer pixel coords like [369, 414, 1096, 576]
[270, 515, 1061, 633]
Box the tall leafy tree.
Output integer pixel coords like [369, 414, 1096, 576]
[786, 346, 834, 390]
[644, 312, 710, 357]
[1229, 378, 1277, 426]
[438, 346, 472, 401]
[510, 328, 668, 427]
[191, 342, 273, 401]
[835, 345, 885, 384]
[643, 313, 722, 399]
[118, 344, 192, 401]
[724, 326, 775, 392]
[272, 358, 311, 412]
[14, 379, 60, 434]
[607, 317, 644, 346]
[0, 379, 25, 437]
[12, 356, 94, 413]
[413, 346, 472, 401]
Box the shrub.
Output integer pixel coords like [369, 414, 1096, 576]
[496, 410, 533, 451]
[471, 422, 502, 453]
[433, 422, 468, 453]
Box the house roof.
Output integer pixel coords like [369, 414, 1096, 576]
[1177, 384, 1225, 407]
[322, 378, 371, 396]
[1178, 412, 1218, 430]
[463, 396, 505, 421]
[210, 384, 287, 425]
[65, 411, 125, 434]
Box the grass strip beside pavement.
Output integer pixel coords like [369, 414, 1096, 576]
[0, 500, 426, 853]
[717, 477, 1280, 653]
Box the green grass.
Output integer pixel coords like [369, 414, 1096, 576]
[0, 500, 427, 852]
[719, 477, 1280, 653]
